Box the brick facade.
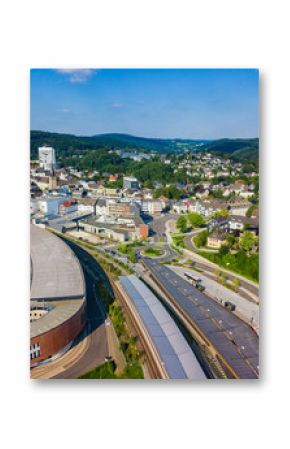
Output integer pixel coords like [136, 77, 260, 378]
[30, 301, 87, 366]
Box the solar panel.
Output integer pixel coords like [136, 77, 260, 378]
[119, 275, 206, 380]
[143, 260, 259, 379]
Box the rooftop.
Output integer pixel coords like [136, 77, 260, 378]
[119, 275, 206, 380]
[30, 299, 84, 338]
[30, 224, 85, 300]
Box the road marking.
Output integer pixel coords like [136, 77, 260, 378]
[145, 262, 254, 379]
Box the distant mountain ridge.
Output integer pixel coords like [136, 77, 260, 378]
[30, 130, 258, 161]
[198, 138, 259, 161]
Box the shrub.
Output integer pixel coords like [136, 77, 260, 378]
[176, 215, 187, 233]
[187, 212, 205, 228]
[194, 230, 208, 248]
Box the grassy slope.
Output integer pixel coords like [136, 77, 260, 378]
[79, 361, 144, 379]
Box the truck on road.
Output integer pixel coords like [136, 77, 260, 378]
[184, 272, 205, 291]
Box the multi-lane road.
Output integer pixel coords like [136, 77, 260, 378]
[167, 264, 259, 328]
[143, 258, 259, 379]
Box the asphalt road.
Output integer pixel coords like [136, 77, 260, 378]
[184, 229, 210, 252]
[184, 255, 259, 300]
[32, 240, 109, 379]
[149, 213, 179, 241]
[143, 258, 259, 379]
[133, 242, 177, 262]
[54, 241, 109, 378]
[167, 264, 259, 328]
[149, 216, 259, 299]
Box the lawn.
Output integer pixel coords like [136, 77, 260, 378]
[198, 250, 259, 283]
[172, 234, 185, 248]
[143, 247, 164, 257]
[79, 361, 117, 379]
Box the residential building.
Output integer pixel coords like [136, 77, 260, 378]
[95, 185, 122, 198]
[38, 147, 56, 172]
[207, 216, 229, 232]
[208, 215, 258, 234]
[79, 214, 148, 242]
[123, 176, 139, 190]
[59, 199, 78, 215]
[106, 200, 140, 217]
[95, 198, 107, 215]
[141, 199, 163, 215]
[77, 198, 96, 214]
[173, 201, 190, 214]
[37, 196, 69, 217]
[207, 232, 227, 249]
[228, 198, 251, 216]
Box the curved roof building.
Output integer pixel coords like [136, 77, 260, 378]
[30, 225, 86, 366]
[119, 275, 206, 380]
[30, 224, 85, 300]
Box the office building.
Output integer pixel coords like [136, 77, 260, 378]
[39, 146, 56, 172]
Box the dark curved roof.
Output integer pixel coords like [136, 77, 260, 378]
[119, 275, 206, 380]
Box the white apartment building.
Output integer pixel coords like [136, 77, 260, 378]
[38, 147, 56, 172]
[141, 199, 163, 215]
[37, 196, 69, 217]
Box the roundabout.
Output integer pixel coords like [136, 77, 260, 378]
[140, 246, 167, 259]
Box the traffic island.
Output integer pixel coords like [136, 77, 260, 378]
[141, 247, 166, 258]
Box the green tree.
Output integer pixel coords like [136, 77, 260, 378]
[187, 212, 205, 228]
[118, 243, 128, 254]
[176, 215, 187, 233]
[194, 230, 208, 248]
[239, 231, 257, 253]
[143, 179, 154, 189]
[246, 204, 256, 217]
[219, 245, 229, 256]
[154, 185, 182, 199]
[226, 234, 236, 247]
[213, 208, 229, 218]
[212, 189, 224, 198]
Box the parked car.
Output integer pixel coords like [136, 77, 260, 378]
[224, 301, 236, 311]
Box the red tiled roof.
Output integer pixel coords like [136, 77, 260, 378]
[60, 199, 77, 207]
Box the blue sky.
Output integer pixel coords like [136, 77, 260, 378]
[30, 69, 259, 139]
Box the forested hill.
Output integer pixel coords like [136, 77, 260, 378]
[30, 130, 258, 161]
[31, 131, 206, 156]
[90, 133, 204, 151]
[31, 131, 104, 159]
[198, 138, 259, 161]
[30, 131, 208, 158]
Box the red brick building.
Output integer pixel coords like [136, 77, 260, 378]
[30, 225, 87, 367]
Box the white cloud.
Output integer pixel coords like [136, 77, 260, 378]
[111, 102, 123, 108]
[55, 69, 95, 83]
[58, 107, 70, 113]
